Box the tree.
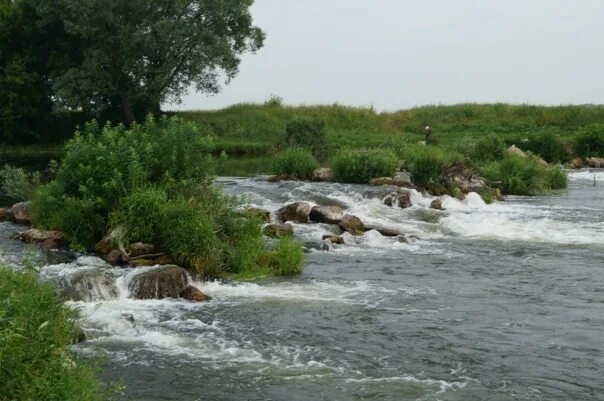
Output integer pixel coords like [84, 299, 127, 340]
[40, 0, 265, 125]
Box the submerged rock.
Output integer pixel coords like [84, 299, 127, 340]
[277, 202, 311, 223]
[263, 223, 294, 238]
[338, 214, 364, 236]
[311, 167, 333, 182]
[383, 190, 413, 209]
[11, 202, 31, 224]
[57, 268, 119, 302]
[430, 199, 444, 210]
[309, 206, 343, 224]
[128, 265, 189, 300]
[364, 225, 401, 237]
[180, 285, 211, 302]
[322, 235, 344, 244]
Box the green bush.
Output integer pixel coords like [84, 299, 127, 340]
[481, 155, 567, 195]
[272, 147, 318, 179]
[464, 134, 506, 162]
[331, 149, 398, 183]
[0, 267, 116, 401]
[524, 132, 566, 163]
[264, 237, 305, 276]
[0, 164, 41, 204]
[283, 118, 328, 158]
[574, 123, 604, 158]
[397, 144, 462, 188]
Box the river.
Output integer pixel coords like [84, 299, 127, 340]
[1, 170, 603, 400]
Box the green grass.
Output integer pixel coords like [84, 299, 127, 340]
[272, 147, 318, 179]
[0, 266, 117, 401]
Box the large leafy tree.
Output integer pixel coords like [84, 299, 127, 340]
[40, 0, 265, 125]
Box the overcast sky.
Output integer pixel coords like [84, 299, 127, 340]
[170, 0, 604, 112]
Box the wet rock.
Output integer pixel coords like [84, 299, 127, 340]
[0, 207, 12, 221]
[11, 201, 31, 224]
[121, 313, 135, 323]
[303, 240, 330, 251]
[312, 167, 333, 182]
[393, 171, 412, 186]
[338, 214, 365, 236]
[263, 223, 294, 238]
[95, 226, 126, 255]
[57, 268, 119, 302]
[322, 235, 344, 244]
[398, 234, 420, 244]
[128, 265, 189, 300]
[365, 225, 401, 237]
[310, 195, 348, 209]
[277, 202, 311, 223]
[128, 242, 155, 258]
[128, 254, 174, 267]
[456, 192, 467, 201]
[370, 177, 396, 186]
[13, 229, 64, 249]
[440, 161, 487, 193]
[180, 285, 211, 302]
[106, 249, 125, 265]
[587, 157, 604, 168]
[309, 206, 343, 224]
[507, 145, 527, 158]
[568, 157, 584, 169]
[268, 174, 294, 183]
[244, 207, 271, 223]
[383, 191, 412, 209]
[430, 199, 444, 210]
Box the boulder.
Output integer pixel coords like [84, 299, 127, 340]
[11, 201, 31, 224]
[440, 161, 487, 193]
[0, 207, 12, 221]
[587, 157, 604, 168]
[263, 223, 294, 238]
[277, 202, 311, 223]
[393, 171, 412, 186]
[338, 214, 364, 236]
[128, 242, 156, 258]
[180, 285, 211, 302]
[568, 157, 584, 169]
[309, 206, 343, 224]
[365, 225, 401, 237]
[105, 250, 125, 265]
[312, 168, 333, 182]
[302, 240, 330, 252]
[128, 265, 189, 300]
[13, 229, 64, 249]
[57, 268, 119, 302]
[244, 207, 271, 223]
[383, 191, 412, 208]
[507, 145, 527, 158]
[430, 199, 444, 210]
[95, 226, 126, 255]
[322, 235, 344, 244]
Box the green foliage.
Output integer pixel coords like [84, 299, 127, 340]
[574, 123, 604, 158]
[0, 164, 40, 204]
[481, 155, 567, 195]
[263, 237, 305, 276]
[524, 132, 567, 163]
[331, 149, 398, 183]
[459, 134, 506, 162]
[272, 147, 318, 179]
[0, 267, 116, 401]
[283, 118, 328, 158]
[397, 144, 463, 188]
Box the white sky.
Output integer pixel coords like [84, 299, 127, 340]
[170, 0, 604, 112]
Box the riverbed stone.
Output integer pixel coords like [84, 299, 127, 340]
[13, 228, 64, 249]
[11, 201, 31, 224]
[338, 214, 365, 236]
[322, 235, 344, 244]
[383, 191, 412, 209]
[95, 226, 126, 255]
[128, 265, 189, 300]
[312, 168, 333, 182]
[106, 250, 125, 265]
[263, 223, 294, 238]
[309, 206, 343, 224]
[430, 199, 444, 210]
[277, 202, 311, 223]
[57, 268, 119, 302]
[0, 207, 12, 221]
[365, 225, 401, 237]
[180, 285, 211, 302]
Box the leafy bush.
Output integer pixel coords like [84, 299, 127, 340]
[331, 149, 398, 183]
[397, 144, 463, 188]
[481, 155, 567, 195]
[574, 123, 604, 158]
[263, 237, 305, 276]
[283, 118, 328, 158]
[272, 147, 318, 179]
[0, 267, 116, 401]
[0, 164, 41, 204]
[462, 134, 506, 162]
[524, 132, 566, 163]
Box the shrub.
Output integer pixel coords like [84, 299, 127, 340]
[396, 144, 462, 188]
[0, 267, 115, 401]
[465, 134, 506, 162]
[524, 132, 566, 163]
[272, 147, 318, 179]
[331, 149, 397, 183]
[283, 118, 328, 158]
[263, 237, 305, 276]
[481, 155, 567, 195]
[574, 123, 604, 158]
[0, 164, 41, 204]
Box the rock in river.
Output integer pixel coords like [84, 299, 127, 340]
[338, 214, 365, 236]
[128, 265, 189, 300]
[180, 285, 211, 302]
[309, 206, 343, 224]
[263, 223, 294, 238]
[11, 201, 32, 224]
[277, 202, 311, 223]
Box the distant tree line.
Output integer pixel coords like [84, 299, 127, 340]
[0, 0, 264, 143]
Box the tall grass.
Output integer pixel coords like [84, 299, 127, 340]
[272, 147, 318, 179]
[0, 267, 117, 401]
[330, 149, 398, 183]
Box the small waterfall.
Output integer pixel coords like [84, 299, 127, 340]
[56, 268, 120, 302]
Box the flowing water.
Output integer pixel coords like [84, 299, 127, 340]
[1, 170, 603, 400]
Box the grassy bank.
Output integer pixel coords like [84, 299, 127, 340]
[0, 266, 117, 401]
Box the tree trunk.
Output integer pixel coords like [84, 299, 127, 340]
[118, 87, 136, 126]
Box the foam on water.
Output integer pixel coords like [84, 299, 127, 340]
[568, 169, 604, 181]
